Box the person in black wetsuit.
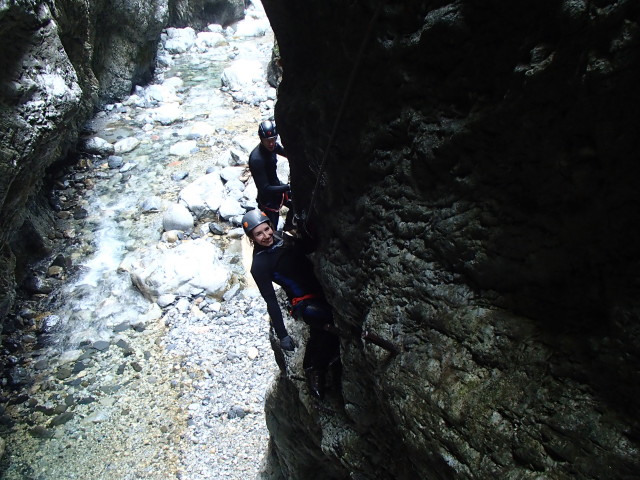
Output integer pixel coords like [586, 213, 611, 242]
[248, 120, 291, 228]
[242, 209, 340, 399]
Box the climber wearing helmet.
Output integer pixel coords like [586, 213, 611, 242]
[242, 209, 340, 400]
[248, 120, 291, 228]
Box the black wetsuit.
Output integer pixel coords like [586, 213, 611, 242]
[250, 235, 339, 370]
[248, 142, 289, 226]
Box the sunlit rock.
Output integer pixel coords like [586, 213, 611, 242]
[130, 239, 231, 300]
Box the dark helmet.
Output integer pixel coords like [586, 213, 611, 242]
[242, 209, 270, 235]
[258, 120, 277, 139]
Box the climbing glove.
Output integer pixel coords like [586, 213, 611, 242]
[280, 335, 295, 351]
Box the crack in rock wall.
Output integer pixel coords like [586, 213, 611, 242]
[261, 1, 640, 479]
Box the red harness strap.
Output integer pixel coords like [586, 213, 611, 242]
[290, 293, 319, 307]
[260, 203, 280, 213]
[260, 193, 288, 213]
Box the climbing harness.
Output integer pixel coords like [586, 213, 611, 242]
[290, 293, 320, 308]
[302, 0, 384, 234]
[260, 191, 288, 214]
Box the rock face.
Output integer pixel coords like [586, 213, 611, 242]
[90, 0, 169, 102]
[169, 0, 246, 30]
[261, 1, 640, 479]
[1, 0, 92, 322]
[0, 0, 245, 324]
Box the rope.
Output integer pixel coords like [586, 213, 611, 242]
[303, 0, 384, 232]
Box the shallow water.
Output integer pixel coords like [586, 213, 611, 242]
[42, 32, 272, 354]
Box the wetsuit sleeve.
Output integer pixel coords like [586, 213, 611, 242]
[275, 144, 287, 157]
[250, 154, 289, 194]
[251, 261, 288, 339]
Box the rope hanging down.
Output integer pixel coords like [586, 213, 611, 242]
[303, 0, 384, 232]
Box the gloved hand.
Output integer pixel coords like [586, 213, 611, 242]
[280, 335, 295, 351]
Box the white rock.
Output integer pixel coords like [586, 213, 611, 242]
[220, 60, 264, 91]
[119, 162, 137, 173]
[162, 203, 194, 232]
[169, 140, 198, 156]
[145, 84, 179, 104]
[247, 347, 259, 360]
[113, 137, 140, 154]
[130, 239, 231, 300]
[176, 297, 191, 313]
[225, 179, 245, 194]
[142, 303, 162, 321]
[213, 150, 236, 167]
[163, 76, 184, 91]
[207, 24, 224, 33]
[157, 294, 177, 308]
[179, 173, 225, 218]
[152, 103, 183, 125]
[58, 349, 84, 365]
[123, 93, 144, 106]
[220, 166, 245, 183]
[234, 18, 270, 37]
[243, 179, 258, 203]
[218, 198, 245, 220]
[196, 31, 226, 49]
[164, 27, 197, 53]
[189, 121, 216, 139]
[162, 230, 180, 243]
[227, 227, 245, 239]
[276, 154, 290, 181]
[82, 137, 114, 155]
[234, 135, 257, 154]
[84, 410, 110, 423]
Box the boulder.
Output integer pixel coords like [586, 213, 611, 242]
[113, 137, 140, 154]
[130, 239, 231, 300]
[218, 198, 245, 220]
[162, 204, 193, 232]
[80, 137, 115, 155]
[178, 173, 225, 219]
[163, 27, 197, 54]
[151, 103, 183, 125]
[196, 31, 227, 49]
[169, 140, 199, 156]
[234, 18, 270, 38]
[221, 59, 264, 91]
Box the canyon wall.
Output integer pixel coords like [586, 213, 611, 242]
[261, 1, 640, 479]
